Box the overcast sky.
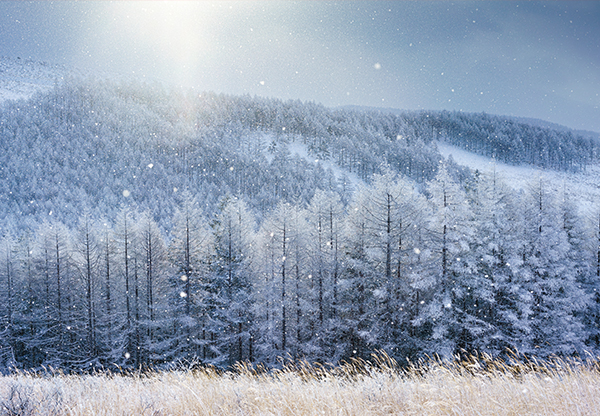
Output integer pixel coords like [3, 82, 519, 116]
[1, 1, 599, 132]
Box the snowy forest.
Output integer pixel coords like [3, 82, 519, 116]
[1, 77, 600, 372]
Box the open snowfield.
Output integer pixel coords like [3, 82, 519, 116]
[437, 141, 600, 216]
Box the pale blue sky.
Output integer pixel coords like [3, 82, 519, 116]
[1, 1, 599, 132]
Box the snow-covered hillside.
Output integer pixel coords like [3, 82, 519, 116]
[287, 141, 363, 189]
[1, 56, 598, 218]
[289, 137, 600, 216]
[437, 140, 600, 215]
[0, 57, 69, 102]
[283, 134, 600, 217]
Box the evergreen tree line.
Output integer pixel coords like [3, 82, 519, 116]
[409, 110, 598, 171]
[1, 166, 599, 373]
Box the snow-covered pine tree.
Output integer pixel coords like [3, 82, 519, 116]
[252, 201, 309, 363]
[356, 169, 430, 360]
[422, 163, 479, 357]
[212, 196, 256, 366]
[135, 210, 169, 367]
[339, 184, 379, 360]
[557, 187, 595, 349]
[305, 189, 346, 362]
[113, 206, 138, 367]
[515, 176, 587, 356]
[72, 212, 102, 365]
[581, 210, 600, 348]
[467, 169, 529, 355]
[94, 218, 120, 366]
[168, 192, 215, 364]
[0, 232, 18, 371]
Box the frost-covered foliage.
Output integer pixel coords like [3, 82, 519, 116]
[2, 354, 600, 415]
[0, 76, 489, 230]
[410, 110, 598, 171]
[0, 77, 599, 372]
[0, 168, 598, 372]
[1, 77, 593, 230]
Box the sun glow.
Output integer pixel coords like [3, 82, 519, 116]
[107, 2, 221, 86]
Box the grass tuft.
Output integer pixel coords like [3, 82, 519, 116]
[1, 352, 600, 415]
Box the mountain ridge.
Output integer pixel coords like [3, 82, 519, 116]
[338, 104, 600, 138]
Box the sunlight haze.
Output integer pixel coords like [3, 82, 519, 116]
[0, 1, 598, 131]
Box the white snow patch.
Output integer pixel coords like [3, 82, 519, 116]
[286, 141, 363, 188]
[437, 141, 600, 215]
[0, 57, 67, 102]
[0, 56, 122, 104]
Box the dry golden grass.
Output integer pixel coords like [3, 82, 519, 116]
[2, 353, 600, 415]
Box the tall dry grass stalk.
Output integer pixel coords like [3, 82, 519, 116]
[1, 352, 600, 415]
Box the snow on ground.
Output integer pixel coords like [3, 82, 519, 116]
[437, 140, 600, 216]
[271, 137, 600, 216]
[0, 57, 68, 102]
[287, 141, 363, 189]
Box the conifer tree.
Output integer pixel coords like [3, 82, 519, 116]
[516, 176, 587, 356]
[168, 192, 215, 363]
[73, 212, 101, 362]
[306, 190, 345, 360]
[136, 210, 168, 366]
[423, 164, 478, 357]
[468, 169, 529, 354]
[212, 197, 256, 365]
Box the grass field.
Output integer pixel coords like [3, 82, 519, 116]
[1, 353, 599, 415]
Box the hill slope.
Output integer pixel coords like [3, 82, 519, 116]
[0, 70, 598, 228]
[0, 76, 449, 228]
[0, 57, 68, 101]
[437, 141, 600, 215]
